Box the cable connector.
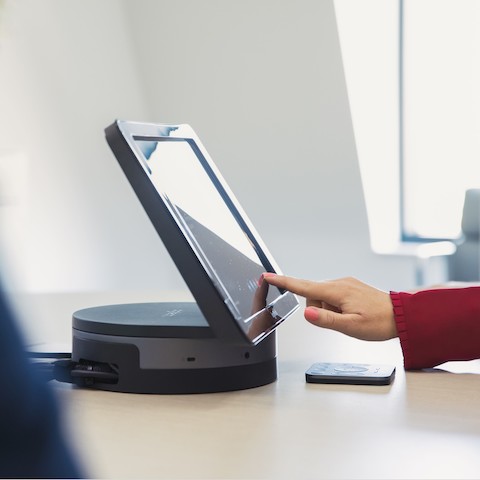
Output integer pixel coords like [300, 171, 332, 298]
[31, 357, 119, 386]
[68, 361, 119, 386]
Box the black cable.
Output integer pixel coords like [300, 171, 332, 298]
[29, 355, 119, 386]
[69, 361, 119, 386]
[27, 351, 72, 359]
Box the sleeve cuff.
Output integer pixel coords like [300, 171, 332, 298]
[390, 291, 413, 369]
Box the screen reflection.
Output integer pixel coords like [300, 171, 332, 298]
[135, 138, 280, 340]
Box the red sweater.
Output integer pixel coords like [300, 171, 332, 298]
[390, 287, 480, 369]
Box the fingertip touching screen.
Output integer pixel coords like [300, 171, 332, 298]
[105, 120, 299, 344]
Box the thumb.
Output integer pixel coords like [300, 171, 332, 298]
[304, 306, 358, 335]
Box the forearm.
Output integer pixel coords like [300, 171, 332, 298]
[390, 287, 480, 369]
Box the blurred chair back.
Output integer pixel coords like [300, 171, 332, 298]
[448, 189, 480, 281]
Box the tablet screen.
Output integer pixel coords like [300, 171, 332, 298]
[106, 120, 299, 344]
[134, 138, 279, 321]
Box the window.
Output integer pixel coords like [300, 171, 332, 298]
[336, 0, 480, 249]
[401, 0, 480, 241]
[335, 0, 400, 252]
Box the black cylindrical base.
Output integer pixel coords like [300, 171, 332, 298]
[71, 302, 277, 394]
[72, 336, 277, 394]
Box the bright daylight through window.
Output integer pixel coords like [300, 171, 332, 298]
[401, 0, 480, 240]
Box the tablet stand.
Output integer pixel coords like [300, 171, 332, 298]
[71, 302, 277, 393]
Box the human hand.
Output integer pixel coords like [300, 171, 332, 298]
[263, 274, 397, 341]
[246, 274, 276, 341]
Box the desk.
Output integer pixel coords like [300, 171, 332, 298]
[19, 291, 480, 479]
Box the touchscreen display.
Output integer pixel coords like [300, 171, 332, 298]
[133, 136, 295, 341]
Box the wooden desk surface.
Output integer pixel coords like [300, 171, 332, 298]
[18, 291, 480, 479]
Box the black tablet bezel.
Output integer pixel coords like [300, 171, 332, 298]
[104, 120, 299, 345]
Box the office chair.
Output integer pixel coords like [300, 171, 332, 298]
[447, 189, 480, 281]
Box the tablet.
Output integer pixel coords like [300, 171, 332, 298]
[105, 120, 299, 344]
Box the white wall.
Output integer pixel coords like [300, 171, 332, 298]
[0, 0, 417, 294]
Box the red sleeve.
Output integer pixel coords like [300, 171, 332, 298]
[389, 287, 480, 370]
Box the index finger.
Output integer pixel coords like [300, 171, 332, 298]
[263, 273, 342, 305]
